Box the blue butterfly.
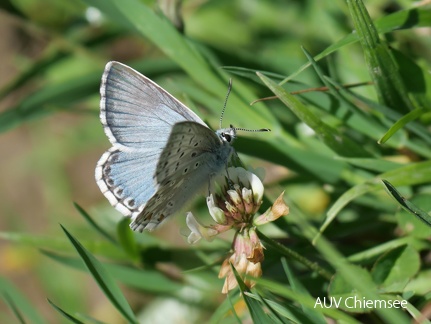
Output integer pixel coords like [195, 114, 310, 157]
[95, 62, 238, 231]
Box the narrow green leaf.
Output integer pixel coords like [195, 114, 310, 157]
[257, 72, 368, 158]
[41, 250, 182, 293]
[347, 237, 431, 263]
[229, 264, 269, 324]
[303, 47, 395, 147]
[116, 218, 139, 260]
[0, 277, 45, 324]
[396, 194, 431, 238]
[334, 157, 404, 173]
[237, 136, 345, 183]
[47, 299, 85, 324]
[401, 299, 431, 324]
[221, 66, 287, 83]
[2, 292, 26, 324]
[209, 292, 241, 324]
[379, 108, 424, 144]
[0, 58, 181, 133]
[0, 232, 127, 260]
[392, 48, 431, 109]
[246, 292, 289, 324]
[338, 83, 431, 148]
[253, 277, 361, 323]
[249, 296, 306, 323]
[0, 50, 68, 100]
[383, 180, 431, 227]
[324, 160, 431, 231]
[60, 225, 137, 324]
[283, 7, 431, 84]
[257, 230, 332, 280]
[73, 203, 117, 244]
[347, 0, 413, 112]
[281, 259, 326, 324]
[0, 72, 100, 133]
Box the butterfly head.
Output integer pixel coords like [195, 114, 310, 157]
[217, 124, 237, 144]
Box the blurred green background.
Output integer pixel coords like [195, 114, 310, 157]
[1, 0, 431, 322]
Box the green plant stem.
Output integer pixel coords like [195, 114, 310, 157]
[257, 230, 333, 280]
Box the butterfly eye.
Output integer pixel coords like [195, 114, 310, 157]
[223, 133, 231, 142]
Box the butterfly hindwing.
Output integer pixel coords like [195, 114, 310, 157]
[155, 121, 223, 183]
[95, 148, 158, 216]
[131, 122, 234, 231]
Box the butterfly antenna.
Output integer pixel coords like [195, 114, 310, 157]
[233, 125, 271, 132]
[220, 79, 233, 129]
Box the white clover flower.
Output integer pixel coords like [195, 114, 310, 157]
[186, 212, 218, 244]
[184, 167, 289, 293]
[206, 194, 226, 224]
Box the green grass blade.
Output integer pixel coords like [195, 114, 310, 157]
[0, 58, 180, 133]
[47, 299, 85, 324]
[283, 7, 431, 83]
[73, 203, 117, 244]
[254, 277, 361, 323]
[60, 225, 137, 324]
[339, 92, 431, 154]
[0, 72, 100, 133]
[0, 232, 127, 260]
[334, 157, 403, 173]
[347, 0, 414, 113]
[257, 72, 369, 158]
[0, 277, 45, 324]
[258, 230, 332, 280]
[382, 180, 431, 227]
[229, 264, 269, 324]
[403, 298, 431, 324]
[41, 250, 182, 293]
[2, 292, 26, 324]
[379, 108, 425, 144]
[209, 292, 241, 324]
[348, 237, 431, 263]
[243, 292, 289, 324]
[116, 218, 139, 260]
[324, 160, 431, 232]
[281, 259, 326, 324]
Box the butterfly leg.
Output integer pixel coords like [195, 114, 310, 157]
[224, 165, 235, 189]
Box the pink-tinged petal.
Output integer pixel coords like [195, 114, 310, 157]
[245, 261, 262, 288]
[218, 258, 231, 278]
[221, 271, 238, 294]
[242, 188, 254, 214]
[254, 191, 289, 226]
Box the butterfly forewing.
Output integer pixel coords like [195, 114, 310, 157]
[96, 62, 206, 218]
[100, 62, 205, 148]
